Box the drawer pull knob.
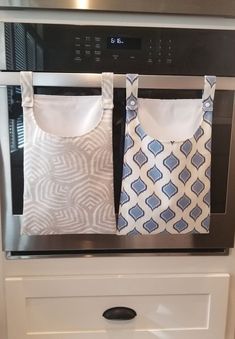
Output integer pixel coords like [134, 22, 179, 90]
[103, 306, 137, 320]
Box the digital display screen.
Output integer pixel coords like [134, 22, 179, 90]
[107, 37, 141, 49]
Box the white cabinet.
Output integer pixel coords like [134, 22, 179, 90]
[5, 273, 229, 339]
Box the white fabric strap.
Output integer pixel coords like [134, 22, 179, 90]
[20, 71, 114, 109]
[20, 71, 34, 108]
[126, 74, 139, 111]
[202, 75, 216, 111]
[102, 72, 113, 110]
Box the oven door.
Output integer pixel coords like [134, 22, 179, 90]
[1, 22, 235, 256]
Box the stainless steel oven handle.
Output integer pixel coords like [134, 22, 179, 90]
[1, 72, 235, 90]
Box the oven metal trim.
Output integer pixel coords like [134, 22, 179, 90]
[5, 248, 230, 259]
[0, 0, 235, 18]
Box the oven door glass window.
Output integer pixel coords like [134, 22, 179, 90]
[8, 86, 233, 219]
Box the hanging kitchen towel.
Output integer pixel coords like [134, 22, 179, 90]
[21, 71, 116, 235]
[118, 74, 216, 235]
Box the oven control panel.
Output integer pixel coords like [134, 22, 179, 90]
[73, 34, 173, 67]
[5, 24, 235, 76]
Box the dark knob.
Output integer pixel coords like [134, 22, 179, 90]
[103, 306, 137, 320]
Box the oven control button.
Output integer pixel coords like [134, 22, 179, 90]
[74, 56, 82, 62]
[156, 46, 162, 52]
[75, 36, 81, 41]
[156, 40, 162, 49]
[166, 58, 172, 64]
[85, 36, 91, 42]
[95, 37, 101, 42]
[95, 57, 101, 62]
[112, 54, 119, 60]
[157, 58, 162, 63]
[85, 50, 92, 56]
[147, 58, 153, 63]
[75, 50, 81, 55]
[129, 56, 136, 61]
[84, 43, 92, 49]
[94, 50, 101, 55]
[95, 43, 101, 49]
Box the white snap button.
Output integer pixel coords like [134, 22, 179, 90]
[130, 100, 135, 106]
[205, 102, 210, 107]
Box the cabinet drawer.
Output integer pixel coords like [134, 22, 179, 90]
[5, 273, 229, 339]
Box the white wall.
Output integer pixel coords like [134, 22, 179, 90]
[0, 8, 235, 339]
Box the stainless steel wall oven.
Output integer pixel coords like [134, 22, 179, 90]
[1, 22, 235, 256]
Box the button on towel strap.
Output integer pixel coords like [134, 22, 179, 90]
[102, 72, 114, 109]
[202, 75, 216, 112]
[126, 74, 139, 110]
[20, 71, 34, 108]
